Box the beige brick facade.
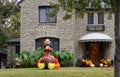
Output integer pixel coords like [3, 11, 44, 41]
[20, 0, 115, 60]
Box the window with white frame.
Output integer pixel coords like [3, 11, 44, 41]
[39, 6, 56, 23]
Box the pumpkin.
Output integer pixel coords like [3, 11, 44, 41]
[88, 61, 93, 66]
[85, 61, 89, 66]
[100, 59, 104, 63]
[104, 61, 108, 65]
[54, 63, 60, 69]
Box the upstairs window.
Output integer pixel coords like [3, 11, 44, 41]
[98, 13, 104, 24]
[87, 13, 94, 24]
[39, 6, 56, 23]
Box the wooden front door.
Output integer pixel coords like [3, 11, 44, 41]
[90, 43, 99, 64]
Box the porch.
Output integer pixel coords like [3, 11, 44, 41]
[79, 32, 113, 67]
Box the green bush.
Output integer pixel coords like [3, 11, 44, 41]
[51, 50, 78, 67]
[20, 51, 33, 67]
[33, 48, 44, 61]
[20, 48, 44, 68]
[11, 48, 78, 67]
[10, 48, 44, 68]
[11, 54, 19, 61]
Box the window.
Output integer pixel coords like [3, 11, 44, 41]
[98, 13, 104, 24]
[39, 6, 56, 23]
[88, 13, 94, 24]
[35, 37, 59, 51]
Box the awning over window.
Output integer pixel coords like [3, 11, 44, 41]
[79, 33, 112, 42]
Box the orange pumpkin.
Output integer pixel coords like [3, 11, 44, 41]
[104, 61, 108, 65]
[88, 61, 92, 65]
[100, 59, 104, 63]
[54, 63, 60, 69]
[85, 61, 89, 66]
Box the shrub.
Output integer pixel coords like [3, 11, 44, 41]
[11, 48, 78, 67]
[10, 48, 44, 68]
[51, 50, 78, 67]
[20, 48, 44, 68]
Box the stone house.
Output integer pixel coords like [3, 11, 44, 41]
[18, 0, 115, 65]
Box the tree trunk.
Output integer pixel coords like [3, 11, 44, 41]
[0, 54, 1, 69]
[114, 0, 120, 77]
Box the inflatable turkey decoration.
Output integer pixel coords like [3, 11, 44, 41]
[36, 39, 60, 69]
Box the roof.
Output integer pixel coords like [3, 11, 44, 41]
[7, 38, 20, 44]
[79, 32, 113, 42]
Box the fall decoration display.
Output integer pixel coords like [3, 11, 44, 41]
[99, 59, 111, 67]
[82, 59, 95, 67]
[36, 39, 60, 69]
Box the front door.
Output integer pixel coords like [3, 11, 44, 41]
[90, 43, 99, 64]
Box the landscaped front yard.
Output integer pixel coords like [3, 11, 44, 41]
[0, 67, 114, 77]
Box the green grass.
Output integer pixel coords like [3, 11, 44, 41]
[0, 67, 114, 77]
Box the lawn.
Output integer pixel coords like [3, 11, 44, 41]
[0, 67, 114, 77]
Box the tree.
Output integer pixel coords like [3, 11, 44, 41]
[0, 28, 7, 51]
[52, 0, 119, 77]
[114, 0, 120, 77]
[0, 0, 20, 51]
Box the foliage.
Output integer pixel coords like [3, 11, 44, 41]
[11, 53, 19, 61]
[14, 48, 44, 68]
[33, 48, 44, 61]
[0, 28, 7, 51]
[11, 48, 77, 67]
[51, 0, 114, 19]
[51, 50, 78, 67]
[20, 51, 32, 67]
[0, 0, 20, 52]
